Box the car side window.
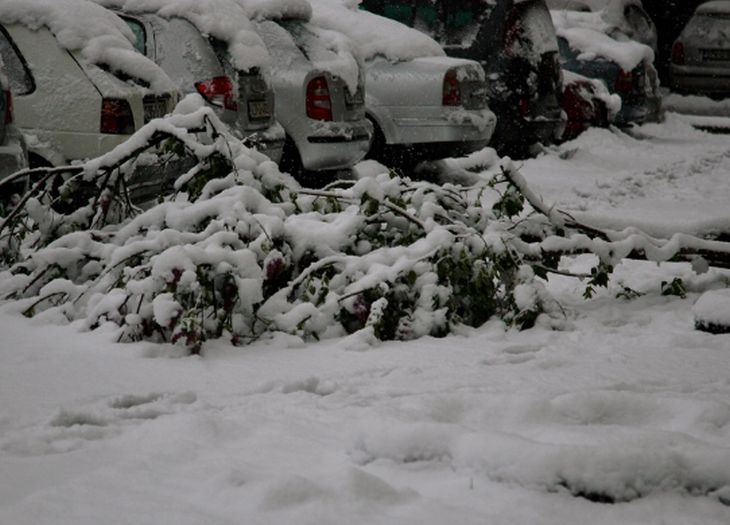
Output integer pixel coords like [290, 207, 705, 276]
[0, 26, 34, 95]
[624, 6, 651, 36]
[122, 17, 147, 55]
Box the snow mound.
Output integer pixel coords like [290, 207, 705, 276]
[0, 0, 175, 93]
[694, 288, 730, 334]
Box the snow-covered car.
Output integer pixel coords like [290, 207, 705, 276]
[560, 69, 619, 140]
[0, 0, 179, 172]
[552, 11, 659, 124]
[244, 2, 372, 179]
[309, 0, 496, 167]
[670, 1, 730, 98]
[361, 0, 566, 155]
[95, 0, 286, 162]
[0, 66, 28, 190]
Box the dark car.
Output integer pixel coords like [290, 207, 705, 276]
[360, 0, 566, 155]
[670, 1, 730, 98]
[556, 35, 649, 124]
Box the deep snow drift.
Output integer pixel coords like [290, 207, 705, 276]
[1, 115, 730, 524]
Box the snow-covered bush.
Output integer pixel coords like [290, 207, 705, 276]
[0, 97, 554, 353]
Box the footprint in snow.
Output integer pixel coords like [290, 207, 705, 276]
[0, 391, 197, 456]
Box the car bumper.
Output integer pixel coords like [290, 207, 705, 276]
[244, 122, 286, 164]
[670, 65, 730, 95]
[388, 107, 497, 146]
[298, 120, 373, 171]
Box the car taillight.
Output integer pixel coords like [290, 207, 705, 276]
[4, 90, 13, 125]
[671, 41, 685, 65]
[519, 96, 530, 118]
[194, 76, 238, 111]
[614, 70, 634, 93]
[442, 69, 462, 107]
[306, 75, 332, 121]
[100, 98, 135, 135]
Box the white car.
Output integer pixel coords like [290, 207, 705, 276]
[0, 0, 178, 170]
[94, 0, 286, 162]
[310, 0, 496, 167]
[246, 3, 372, 180]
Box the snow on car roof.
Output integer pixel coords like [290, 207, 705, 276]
[308, 0, 445, 62]
[697, 1, 730, 15]
[93, 0, 271, 72]
[0, 0, 176, 93]
[551, 9, 653, 70]
[235, 0, 313, 21]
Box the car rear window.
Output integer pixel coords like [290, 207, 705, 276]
[684, 13, 730, 47]
[0, 26, 34, 95]
[505, 2, 558, 61]
[152, 17, 225, 91]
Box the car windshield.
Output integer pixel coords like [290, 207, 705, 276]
[684, 13, 730, 46]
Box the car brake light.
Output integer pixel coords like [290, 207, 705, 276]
[194, 76, 238, 111]
[442, 69, 462, 107]
[519, 96, 530, 118]
[306, 75, 333, 121]
[615, 69, 634, 93]
[671, 41, 685, 65]
[4, 90, 13, 125]
[100, 98, 135, 135]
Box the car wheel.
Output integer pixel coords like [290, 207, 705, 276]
[278, 134, 305, 180]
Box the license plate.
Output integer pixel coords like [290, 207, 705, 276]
[248, 100, 271, 120]
[701, 49, 730, 62]
[144, 100, 167, 122]
[345, 89, 364, 107]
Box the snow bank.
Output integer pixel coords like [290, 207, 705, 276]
[0, 0, 176, 93]
[309, 0, 445, 62]
[693, 288, 730, 334]
[93, 0, 271, 71]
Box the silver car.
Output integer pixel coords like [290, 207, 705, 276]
[253, 18, 372, 177]
[0, 70, 28, 190]
[119, 12, 285, 161]
[670, 1, 730, 97]
[309, 0, 496, 167]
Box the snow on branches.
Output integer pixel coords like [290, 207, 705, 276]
[2, 97, 729, 353]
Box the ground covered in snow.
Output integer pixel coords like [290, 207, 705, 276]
[2, 114, 730, 524]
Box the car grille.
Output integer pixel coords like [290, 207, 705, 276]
[701, 49, 730, 62]
[143, 95, 171, 123]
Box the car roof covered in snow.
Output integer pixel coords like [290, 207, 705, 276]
[235, 0, 313, 21]
[696, 1, 730, 15]
[552, 9, 654, 70]
[308, 0, 445, 62]
[0, 0, 176, 93]
[92, 0, 271, 72]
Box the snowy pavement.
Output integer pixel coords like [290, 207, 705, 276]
[1, 115, 730, 524]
